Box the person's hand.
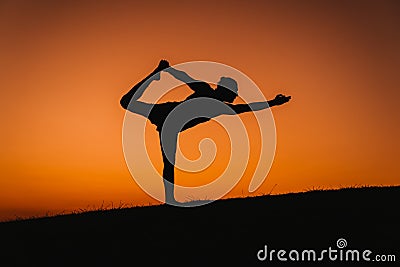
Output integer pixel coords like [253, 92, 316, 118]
[156, 59, 169, 72]
[272, 94, 291, 105]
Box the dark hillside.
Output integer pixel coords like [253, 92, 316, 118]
[1, 186, 398, 266]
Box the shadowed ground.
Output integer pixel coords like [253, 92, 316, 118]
[1, 186, 399, 266]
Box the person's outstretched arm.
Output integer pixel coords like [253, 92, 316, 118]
[120, 60, 169, 109]
[164, 66, 209, 93]
[164, 66, 196, 83]
[226, 94, 291, 115]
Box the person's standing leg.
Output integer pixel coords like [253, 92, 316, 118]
[159, 131, 178, 204]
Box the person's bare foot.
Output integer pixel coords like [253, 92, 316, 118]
[165, 195, 180, 205]
[152, 60, 169, 81]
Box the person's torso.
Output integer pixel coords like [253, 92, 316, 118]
[149, 86, 217, 132]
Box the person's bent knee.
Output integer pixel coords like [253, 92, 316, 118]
[120, 96, 129, 110]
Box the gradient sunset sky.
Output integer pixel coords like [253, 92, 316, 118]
[1, 0, 399, 220]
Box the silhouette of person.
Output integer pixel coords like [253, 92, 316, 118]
[120, 60, 291, 204]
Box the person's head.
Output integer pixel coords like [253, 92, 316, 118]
[215, 77, 238, 103]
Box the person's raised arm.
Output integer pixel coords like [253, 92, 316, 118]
[164, 66, 209, 93]
[164, 67, 196, 83]
[226, 94, 291, 115]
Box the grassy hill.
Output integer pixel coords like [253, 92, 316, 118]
[1, 186, 399, 266]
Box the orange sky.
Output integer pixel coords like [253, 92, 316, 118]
[0, 0, 399, 220]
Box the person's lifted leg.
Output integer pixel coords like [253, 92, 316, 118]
[120, 60, 169, 110]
